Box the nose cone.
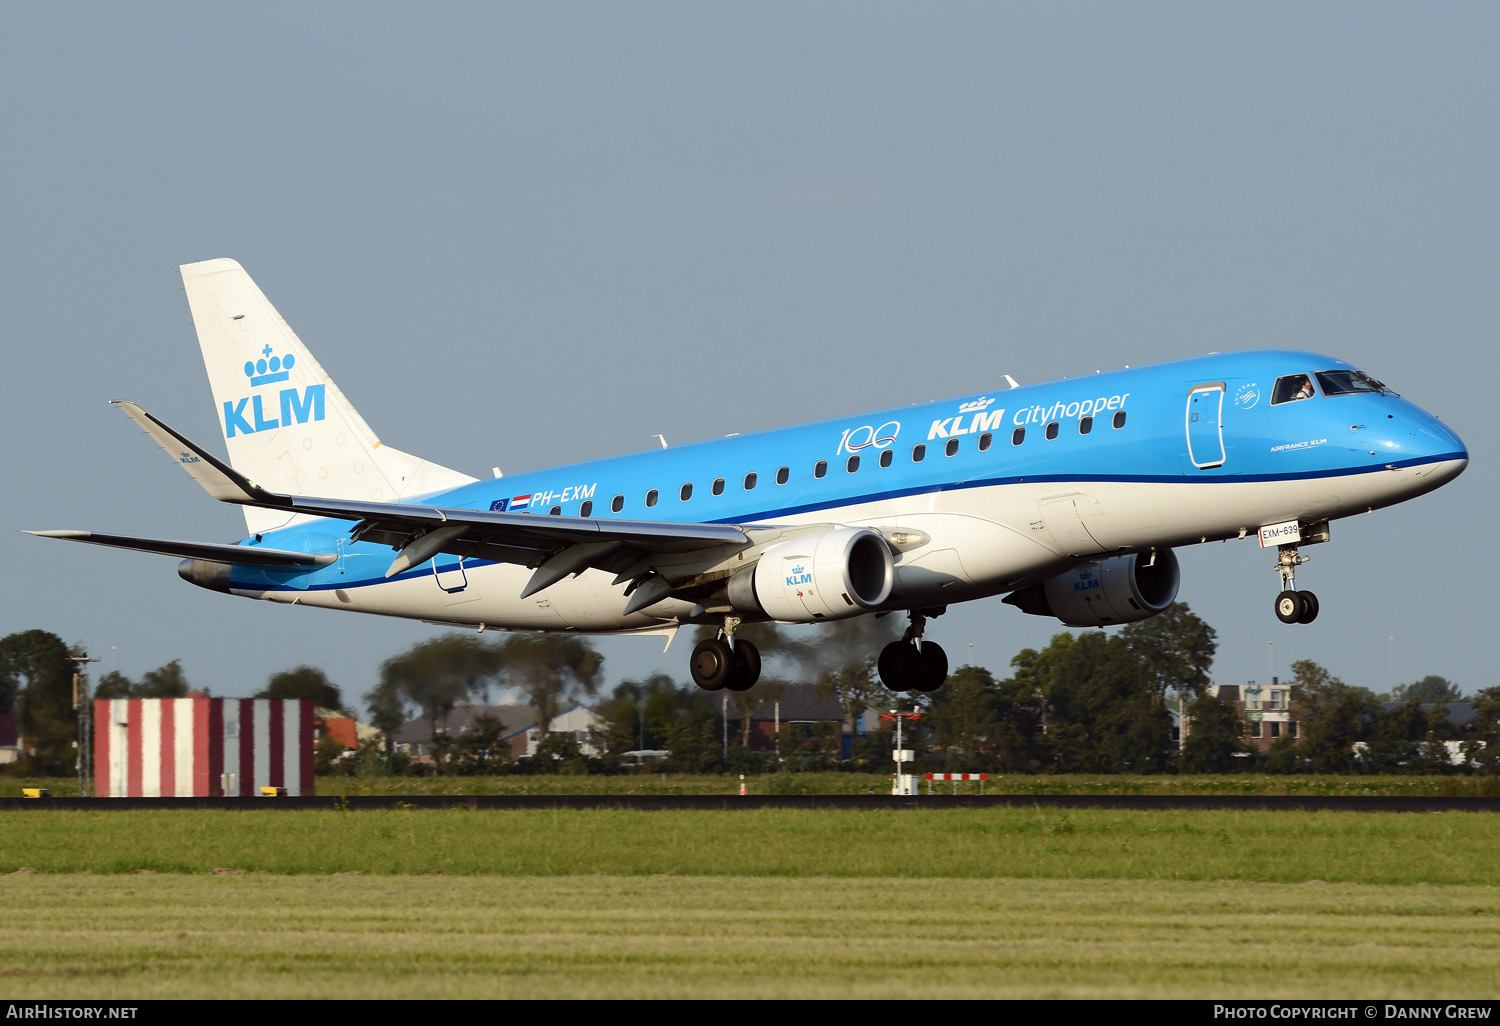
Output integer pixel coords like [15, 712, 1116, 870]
[1413, 416, 1468, 484]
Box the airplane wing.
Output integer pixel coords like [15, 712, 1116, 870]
[56, 402, 815, 614]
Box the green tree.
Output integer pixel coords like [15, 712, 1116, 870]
[92, 660, 192, 699]
[367, 633, 506, 741]
[1293, 660, 1380, 773]
[452, 714, 511, 774]
[795, 615, 902, 749]
[1116, 602, 1218, 703]
[1387, 675, 1464, 704]
[1029, 630, 1172, 773]
[496, 634, 603, 742]
[1180, 691, 1248, 773]
[136, 660, 189, 698]
[1465, 686, 1500, 773]
[926, 665, 1002, 772]
[257, 665, 344, 711]
[0, 630, 76, 773]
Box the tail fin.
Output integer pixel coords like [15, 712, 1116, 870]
[180, 259, 476, 535]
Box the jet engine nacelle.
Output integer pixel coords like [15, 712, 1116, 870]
[1003, 549, 1180, 627]
[728, 527, 895, 623]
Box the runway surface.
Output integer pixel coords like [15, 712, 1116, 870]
[4, 795, 1499, 812]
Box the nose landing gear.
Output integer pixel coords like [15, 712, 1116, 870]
[1273, 544, 1319, 624]
[689, 616, 762, 692]
[877, 610, 949, 693]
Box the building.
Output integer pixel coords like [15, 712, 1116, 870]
[1210, 680, 1302, 753]
[391, 703, 603, 762]
[94, 697, 316, 796]
[721, 684, 884, 758]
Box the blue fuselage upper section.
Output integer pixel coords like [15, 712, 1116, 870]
[241, 349, 1468, 590]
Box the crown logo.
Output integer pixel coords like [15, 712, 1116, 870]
[958, 397, 995, 414]
[243, 344, 296, 387]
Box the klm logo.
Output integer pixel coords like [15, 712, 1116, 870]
[785, 564, 812, 587]
[1073, 573, 1100, 593]
[223, 345, 326, 438]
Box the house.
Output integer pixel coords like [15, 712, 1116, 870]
[391, 703, 604, 762]
[721, 683, 884, 758]
[1210, 680, 1302, 752]
[0, 708, 18, 766]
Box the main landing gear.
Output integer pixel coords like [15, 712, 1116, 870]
[1273, 543, 1319, 625]
[877, 610, 949, 693]
[689, 616, 762, 692]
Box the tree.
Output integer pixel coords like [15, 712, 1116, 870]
[1465, 686, 1500, 773]
[1116, 602, 1218, 704]
[453, 714, 511, 774]
[367, 633, 506, 741]
[1180, 691, 1248, 773]
[791, 615, 902, 748]
[926, 665, 1002, 772]
[136, 660, 189, 698]
[92, 660, 191, 699]
[1387, 675, 1464, 704]
[1027, 630, 1172, 773]
[0, 630, 76, 773]
[1292, 660, 1380, 773]
[496, 634, 603, 742]
[257, 665, 344, 711]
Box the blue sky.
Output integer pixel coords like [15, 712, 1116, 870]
[3, 2, 1494, 711]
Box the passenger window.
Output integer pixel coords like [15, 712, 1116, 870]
[1012, 427, 1025, 446]
[580, 500, 593, 518]
[945, 438, 959, 457]
[744, 472, 757, 490]
[814, 460, 828, 479]
[879, 449, 893, 468]
[1112, 410, 1126, 429]
[776, 466, 789, 485]
[1079, 416, 1092, 435]
[847, 455, 860, 473]
[712, 478, 725, 496]
[912, 444, 926, 463]
[611, 494, 624, 513]
[549, 506, 561, 516]
[978, 432, 992, 452]
[680, 483, 692, 501]
[1045, 422, 1059, 440]
[1272, 374, 1317, 405]
[645, 489, 659, 508]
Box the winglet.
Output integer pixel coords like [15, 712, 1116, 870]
[113, 401, 289, 508]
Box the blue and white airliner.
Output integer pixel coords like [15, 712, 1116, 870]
[32, 259, 1468, 692]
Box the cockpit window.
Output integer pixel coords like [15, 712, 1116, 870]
[1271, 374, 1317, 405]
[1315, 369, 1393, 397]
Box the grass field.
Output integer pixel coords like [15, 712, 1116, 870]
[2, 806, 1499, 998]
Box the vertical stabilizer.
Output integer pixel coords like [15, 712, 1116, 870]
[180, 259, 476, 535]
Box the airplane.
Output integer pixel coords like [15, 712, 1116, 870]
[31, 259, 1468, 693]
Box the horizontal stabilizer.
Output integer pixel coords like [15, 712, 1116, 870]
[113, 401, 288, 508]
[25, 530, 334, 567]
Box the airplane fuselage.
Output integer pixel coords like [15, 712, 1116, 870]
[212, 348, 1467, 633]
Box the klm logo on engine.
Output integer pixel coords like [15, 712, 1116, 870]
[222, 345, 326, 438]
[785, 564, 812, 587]
[1073, 571, 1100, 593]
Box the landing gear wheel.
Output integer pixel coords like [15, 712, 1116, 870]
[690, 638, 733, 691]
[725, 640, 761, 692]
[911, 641, 949, 693]
[1296, 591, 1320, 624]
[1275, 590, 1304, 625]
[878, 640, 923, 691]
